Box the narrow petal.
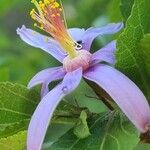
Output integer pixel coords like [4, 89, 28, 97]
[84, 64, 150, 132]
[28, 66, 66, 97]
[40, 82, 50, 98]
[17, 25, 66, 62]
[91, 41, 116, 65]
[82, 22, 123, 50]
[68, 28, 85, 42]
[27, 68, 82, 150]
[28, 67, 65, 89]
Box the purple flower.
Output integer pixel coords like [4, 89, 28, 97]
[17, 0, 150, 150]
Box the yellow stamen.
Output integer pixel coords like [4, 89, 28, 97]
[51, 14, 55, 17]
[57, 13, 60, 16]
[30, 0, 78, 58]
[31, 0, 45, 20]
[34, 23, 37, 26]
[54, 2, 60, 8]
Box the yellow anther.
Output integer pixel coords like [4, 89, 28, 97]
[57, 13, 60, 16]
[30, 9, 35, 16]
[50, 0, 55, 2]
[45, 37, 49, 42]
[32, 31, 36, 35]
[39, 1, 42, 4]
[30, 11, 33, 16]
[31, 0, 46, 21]
[51, 5, 55, 9]
[40, 25, 44, 29]
[31, 0, 36, 3]
[39, 3, 45, 9]
[54, 2, 60, 8]
[44, 0, 50, 5]
[34, 23, 37, 26]
[51, 14, 55, 17]
[30, 0, 77, 59]
[30, 12, 36, 19]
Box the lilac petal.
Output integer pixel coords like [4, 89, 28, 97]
[17, 25, 66, 62]
[40, 82, 49, 98]
[27, 68, 82, 150]
[28, 66, 66, 97]
[91, 40, 116, 65]
[84, 64, 150, 132]
[68, 28, 85, 42]
[82, 22, 123, 50]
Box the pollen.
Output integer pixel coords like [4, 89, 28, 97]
[34, 23, 37, 26]
[32, 31, 36, 35]
[40, 25, 44, 30]
[30, 9, 35, 16]
[30, 0, 78, 58]
[54, 2, 59, 8]
[44, 37, 49, 42]
[57, 13, 60, 16]
[51, 14, 55, 17]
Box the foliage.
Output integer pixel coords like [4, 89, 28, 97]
[116, 0, 150, 99]
[48, 112, 139, 150]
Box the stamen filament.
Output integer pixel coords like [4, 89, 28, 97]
[30, 0, 78, 58]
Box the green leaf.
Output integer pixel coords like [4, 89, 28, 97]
[73, 111, 91, 139]
[65, 80, 108, 114]
[43, 119, 76, 150]
[0, 120, 28, 140]
[43, 101, 85, 149]
[116, 0, 150, 98]
[120, 0, 134, 21]
[139, 34, 150, 77]
[0, 82, 89, 146]
[43, 101, 80, 149]
[0, 68, 9, 81]
[0, 83, 79, 149]
[107, 0, 122, 22]
[134, 143, 150, 150]
[0, 82, 39, 138]
[48, 112, 139, 150]
[0, 131, 26, 150]
[54, 100, 81, 117]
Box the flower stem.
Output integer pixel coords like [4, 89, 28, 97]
[85, 79, 115, 111]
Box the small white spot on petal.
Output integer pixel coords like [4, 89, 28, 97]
[45, 37, 49, 43]
[62, 86, 68, 94]
[75, 44, 82, 50]
[32, 31, 36, 35]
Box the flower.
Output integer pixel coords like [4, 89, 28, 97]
[17, 0, 150, 149]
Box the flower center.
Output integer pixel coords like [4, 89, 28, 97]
[63, 50, 92, 72]
[30, 0, 80, 58]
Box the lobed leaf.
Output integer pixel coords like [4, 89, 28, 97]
[120, 0, 134, 21]
[0, 131, 26, 150]
[139, 34, 150, 78]
[116, 0, 150, 98]
[0, 82, 39, 138]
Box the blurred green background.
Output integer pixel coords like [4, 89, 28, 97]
[0, 0, 122, 85]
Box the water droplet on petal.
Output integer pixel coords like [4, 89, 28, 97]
[62, 86, 68, 94]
